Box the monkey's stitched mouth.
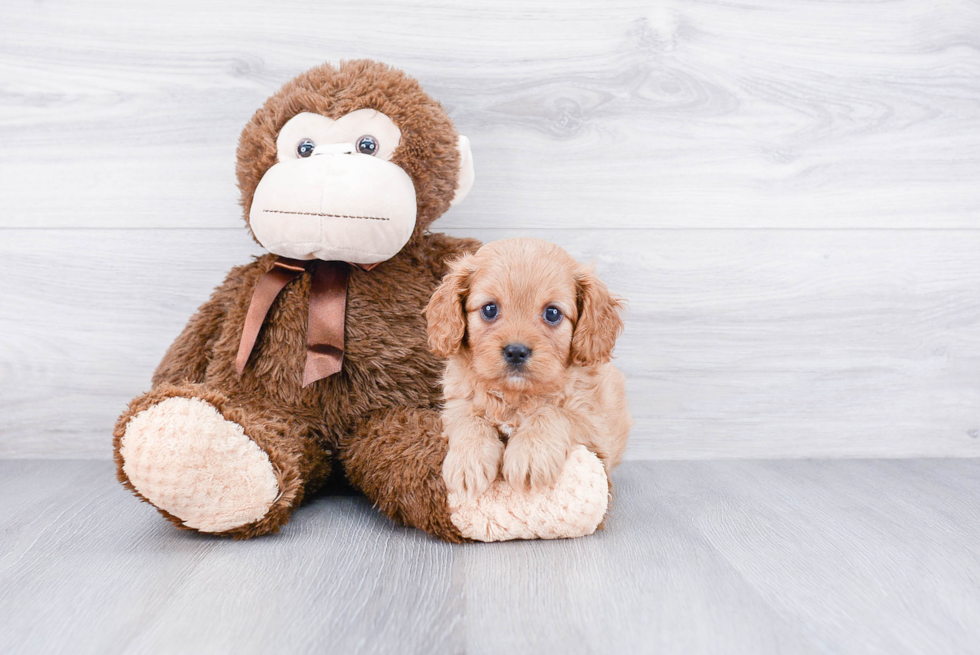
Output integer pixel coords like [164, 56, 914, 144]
[263, 209, 390, 221]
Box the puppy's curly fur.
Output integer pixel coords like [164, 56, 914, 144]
[425, 238, 632, 498]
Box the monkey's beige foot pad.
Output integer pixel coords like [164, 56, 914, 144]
[448, 446, 609, 542]
[119, 397, 280, 533]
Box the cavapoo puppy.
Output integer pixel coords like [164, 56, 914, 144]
[425, 238, 631, 498]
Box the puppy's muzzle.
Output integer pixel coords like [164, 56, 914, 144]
[503, 343, 532, 368]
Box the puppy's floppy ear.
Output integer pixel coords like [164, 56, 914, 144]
[570, 264, 626, 367]
[425, 253, 477, 357]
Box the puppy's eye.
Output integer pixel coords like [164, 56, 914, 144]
[297, 139, 316, 158]
[543, 306, 563, 325]
[480, 303, 498, 321]
[356, 135, 378, 156]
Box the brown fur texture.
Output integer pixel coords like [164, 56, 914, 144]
[113, 60, 480, 540]
[425, 238, 632, 499]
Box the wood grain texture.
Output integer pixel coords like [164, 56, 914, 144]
[2, 0, 979, 460]
[1, 228, 978, 459]
[2, 459, 979, 654]
[0, 0, 978, 229]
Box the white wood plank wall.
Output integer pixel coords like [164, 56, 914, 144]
[1, 0, 978, 458]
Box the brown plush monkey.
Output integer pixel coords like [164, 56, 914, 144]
[114, 60, 609, 542]
[114, 60, 480, 540]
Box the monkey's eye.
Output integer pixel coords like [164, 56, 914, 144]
[297, 139, 316, 158]
[356, 135, 378, 156]
[543, 306, 563, 325]
[480, 303, 498, 321]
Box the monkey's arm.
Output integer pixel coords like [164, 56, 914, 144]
[422, 232, 482, 278]
[152, 293, 226, 387]
[151, 263, 251, 387]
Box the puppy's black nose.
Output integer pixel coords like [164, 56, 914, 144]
[503, 343, 531, 366]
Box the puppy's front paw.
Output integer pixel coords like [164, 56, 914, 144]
[443, 434, 505, 499]
[502, 434, 568, 492]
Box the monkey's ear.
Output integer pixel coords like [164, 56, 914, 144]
[449, 135, 475, 207]
[570, 265, 626, 367]
[425, 254, 477, 357]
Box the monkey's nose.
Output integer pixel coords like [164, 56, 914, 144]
[502, 343, 532, 367]
[313, 143, 355, 156]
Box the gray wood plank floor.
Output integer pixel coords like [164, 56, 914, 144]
[2, 459, 978, 655]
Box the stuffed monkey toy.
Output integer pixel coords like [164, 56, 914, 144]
[113, 60, 609, 542]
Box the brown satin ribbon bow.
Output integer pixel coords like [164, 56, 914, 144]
[235, 257, 361, 387]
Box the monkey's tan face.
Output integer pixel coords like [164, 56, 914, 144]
[250, 109, 425, 264]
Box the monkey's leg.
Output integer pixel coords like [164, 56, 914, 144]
[447, 445, 610, 542]
[342, 409, 611, 542]
[341, 407, 467, 543]
[113, 382, 330, 539]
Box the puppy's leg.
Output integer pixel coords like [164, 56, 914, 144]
[503, 405, 573, 491]
[442, 400, 504, 499]
[586, 363, 633, 474]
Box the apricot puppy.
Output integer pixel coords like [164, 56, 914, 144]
[425, 238, 632, 498]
